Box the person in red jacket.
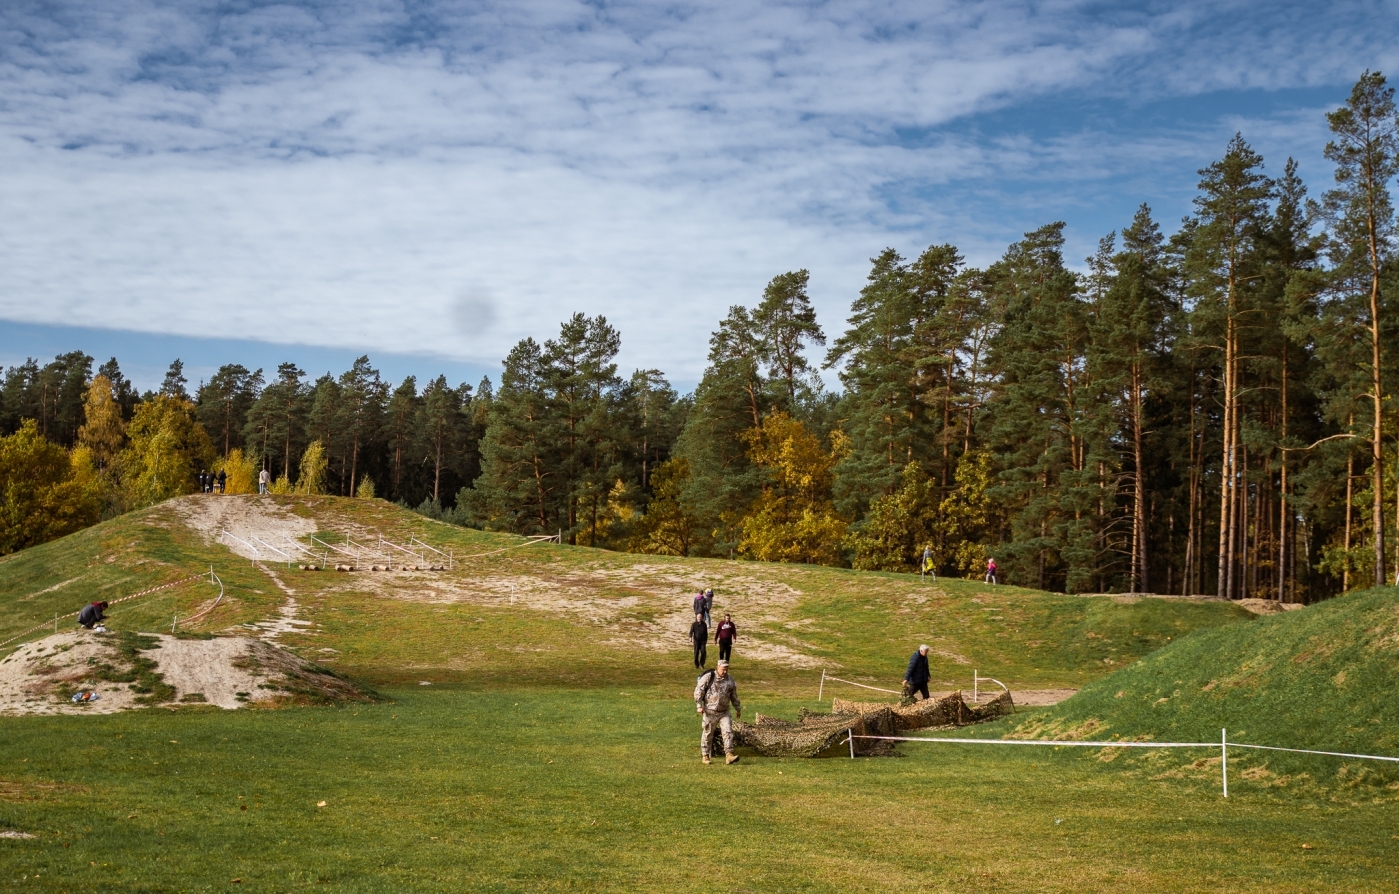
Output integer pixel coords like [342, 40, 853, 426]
[715, 613, 737, 663]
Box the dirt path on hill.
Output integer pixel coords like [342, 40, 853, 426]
[319, 556, 829, 668]
[169, 494, 317, 560]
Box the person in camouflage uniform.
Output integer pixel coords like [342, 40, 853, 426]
[695, 659, 742, 765]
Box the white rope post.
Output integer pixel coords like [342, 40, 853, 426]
[1222, 729, 1228, 799]
[172, 614, 177, 635]
[848, 729, 855, 759]
[818, 669, 825, 701]
[974, 670, 978, 704]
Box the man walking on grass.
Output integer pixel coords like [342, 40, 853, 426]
[695, 659, 742, 765]
[904, 644, 931, 701]
[715, 613, 737, 663]
[689, 612, 709, 668]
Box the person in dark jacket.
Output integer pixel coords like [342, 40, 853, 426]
[216, 469, 227, 494]
[77, 601, 109, 630]
[715, 613, 737, 662]
[904, 644, 931, 700]
[688, 613, 709, 668]
[198, 470, 208, 493]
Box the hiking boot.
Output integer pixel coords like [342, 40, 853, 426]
[702, 756, 711, 765]
[725, 753, 739, 765]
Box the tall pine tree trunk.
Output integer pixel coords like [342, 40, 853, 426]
[1218, 314, 1237, 598]
[1131, 364, 1147, 592]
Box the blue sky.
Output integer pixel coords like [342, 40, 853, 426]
[1, 0, 1396, 391]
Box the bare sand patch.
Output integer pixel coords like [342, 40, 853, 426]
[168, 494, 317, 559]
[0, 630, 364, 715]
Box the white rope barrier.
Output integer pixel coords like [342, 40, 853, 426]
[848, 729, 1399, 798]
[818, 670, 902, 698]
[452, 534, 559, 561]
[0, 573, 209, 648]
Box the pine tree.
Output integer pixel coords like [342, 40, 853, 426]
[161, 359, 190, 401]
[984, 223, 1098, 590]
[244, 363, 308, 481]
[1093, 204, 1170, 591]
[334, 357, 387, 497]
[827, 248, 919, 518]
[469, 339, 559, 533]
[1319, 71, 1398, 588]
[417, 375, 462, 505]
[545, 314, 624, 543]
[1184, 134, 1275, 599]
[196, 364, 263, 457]
[384, 377, 420, 501]
[755, 270, 826, 412]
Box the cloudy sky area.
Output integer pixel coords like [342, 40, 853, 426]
[1, 0, 1397, 391]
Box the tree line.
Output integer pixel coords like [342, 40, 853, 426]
[2, 72, 1396, 603]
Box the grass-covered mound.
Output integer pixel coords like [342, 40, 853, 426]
[1014, 587, 1399, 790]
[0, 495, 1254, 696]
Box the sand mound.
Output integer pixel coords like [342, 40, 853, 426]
[0, 630, 370, 715]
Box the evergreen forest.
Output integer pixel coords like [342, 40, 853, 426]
[4, 72, 1399, 603]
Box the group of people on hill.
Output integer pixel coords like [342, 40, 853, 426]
[686, 588, 738, 669]
[197, 469, 226, 494]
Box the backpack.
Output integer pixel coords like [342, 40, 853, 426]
[696, 669, 717, 703]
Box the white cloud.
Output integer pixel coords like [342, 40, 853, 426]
[0, 0, 1393, 383]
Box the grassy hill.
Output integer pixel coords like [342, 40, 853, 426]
[0, 494, 1253, 695]
[1012, 586, 1399, 789]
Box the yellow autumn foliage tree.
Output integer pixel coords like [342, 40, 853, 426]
[0, 420, 104, 554]
[630, 457, 697, 556]
[217, 448, 259, 495]
[737, 412, 846, 565]
[118, 395, 216, 509]
[296, 441, 328, 495]
[77, 375, 126, 471]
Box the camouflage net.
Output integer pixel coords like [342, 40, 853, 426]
[732, 690, 1014, 758]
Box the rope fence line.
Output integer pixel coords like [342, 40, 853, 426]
[179, 569, 227, 626]
[846, 729, 1399, 798]
[0, 573, 209, 649]
[818, 668, 1010, 703]
[452, 533, 560, 562]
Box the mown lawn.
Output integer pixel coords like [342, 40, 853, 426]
[2, 688, 1395, 893]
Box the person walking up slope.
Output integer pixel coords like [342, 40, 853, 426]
[695, 660, 742, 765]
[715, 613, 737, 663]
[688, 613, 709, 668]
[985, 558, 997, 585]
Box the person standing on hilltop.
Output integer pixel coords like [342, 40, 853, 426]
[198, 470, 208, 493]
[903, 644, 931, 701]
[259, 467, 270, 495]
[217, 468, 227, 494]
[715, 613, 737, 663]
[695, 659, 742, 765]
[688, 612, 709, 669]
[985, 558, 997, 585]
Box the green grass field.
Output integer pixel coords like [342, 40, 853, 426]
[2, 496, 1397, 892]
